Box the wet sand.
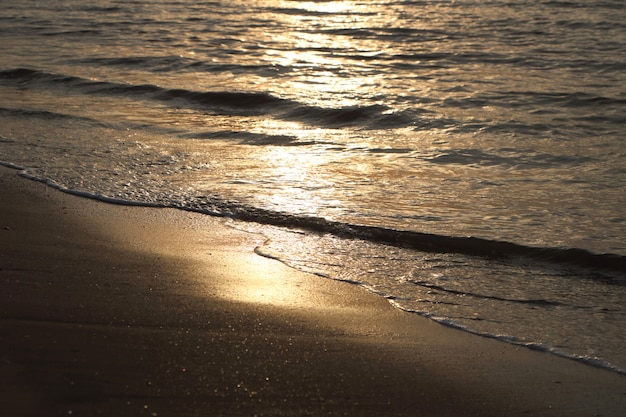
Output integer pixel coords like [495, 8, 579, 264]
[1, 165, 624, 417]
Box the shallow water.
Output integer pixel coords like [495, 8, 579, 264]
[1, 0, 625, 373]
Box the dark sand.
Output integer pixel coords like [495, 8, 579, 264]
[1, 165, 624, 417]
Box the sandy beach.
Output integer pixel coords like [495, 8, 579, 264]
[0, 165, 624, 417]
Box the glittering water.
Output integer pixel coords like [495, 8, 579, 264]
[1, 0, 625, 373]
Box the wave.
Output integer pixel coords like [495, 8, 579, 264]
[3, 67, 623, 134]
[76, 56, 294, 76]
[0, 106, 77, 120]
[180, 130, 308, 146]
[426, 148, 594, 168]
[0, 67, 288, 113]
[337, 48, 624, 73]
[0, 68, 410, 128]
[443, 90, 626, 110]
[283, 104, 415, 129]
[161, 189, 626, 277]
[541, 0, 625, 10]
[266, 6, 375, 17]
[1, 158, 623, 277]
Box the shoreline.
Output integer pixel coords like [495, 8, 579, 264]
[1, 165, 624, 416]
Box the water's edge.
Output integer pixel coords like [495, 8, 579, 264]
[3, 161, 624, 376]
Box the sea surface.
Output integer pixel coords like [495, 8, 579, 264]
[1, 0, 625, 374]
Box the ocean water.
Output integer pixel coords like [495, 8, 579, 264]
[1, 0, 625, 373]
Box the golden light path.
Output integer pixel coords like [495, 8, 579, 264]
[228, 1, 391, 219]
